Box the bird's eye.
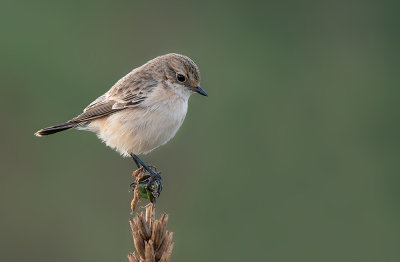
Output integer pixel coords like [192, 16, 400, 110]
[177, 74, 186, 82]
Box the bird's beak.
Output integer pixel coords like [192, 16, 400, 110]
[193, 86, 208, 96]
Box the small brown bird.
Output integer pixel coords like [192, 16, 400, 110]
[35, 53, 207, 193]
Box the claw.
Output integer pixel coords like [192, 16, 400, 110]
[131, 168, 163, 203]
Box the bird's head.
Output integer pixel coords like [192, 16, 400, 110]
[151, 53, 208, 97]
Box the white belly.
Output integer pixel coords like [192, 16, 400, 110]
[89, 99, 188, 156]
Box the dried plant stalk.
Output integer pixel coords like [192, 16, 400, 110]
[128, 204, 174, 262]
[130, 168, 145, 213]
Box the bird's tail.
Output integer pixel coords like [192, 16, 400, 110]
[35, 122, 78, 137]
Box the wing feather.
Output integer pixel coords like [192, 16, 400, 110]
[71, 101, 119, 123]
[69, 73, 156, 124]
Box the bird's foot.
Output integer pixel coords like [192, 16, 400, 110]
[145, 171, 163, 201]
[130, 153, 163, 203]
[130, 166, 163, 204]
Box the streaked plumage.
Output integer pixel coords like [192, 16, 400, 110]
[35, 53, 207, 156]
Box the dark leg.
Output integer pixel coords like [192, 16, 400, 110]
[130, 153, 163, 200]
[132, 155, 141, 168]
[130, 153, 161, 179]
[129, 154, 143, 188]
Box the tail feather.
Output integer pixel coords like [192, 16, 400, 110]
[35, 122, 77, 137]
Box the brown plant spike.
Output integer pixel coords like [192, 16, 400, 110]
[128, 204, 174, 262]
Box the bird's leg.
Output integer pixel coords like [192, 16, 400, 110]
[130, 153, 160, 178]
[129, 155, 142, 188]
[130, 153, 163, 201]
[129, 156, 141, 188]
[132, 155, 141, 168]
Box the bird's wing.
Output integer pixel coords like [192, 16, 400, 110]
[70, 75, 157, 123]
[106, 76, 158, 109]
[70, 100, 119, 123]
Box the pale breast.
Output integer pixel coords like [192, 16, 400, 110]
[89, 97, 188, 156]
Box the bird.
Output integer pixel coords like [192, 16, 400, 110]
[35, 53, 207, 197]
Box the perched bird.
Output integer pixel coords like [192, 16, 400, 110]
[35, 53, 207, 195]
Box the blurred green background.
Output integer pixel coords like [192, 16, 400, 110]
[1, 0, 399, 261]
